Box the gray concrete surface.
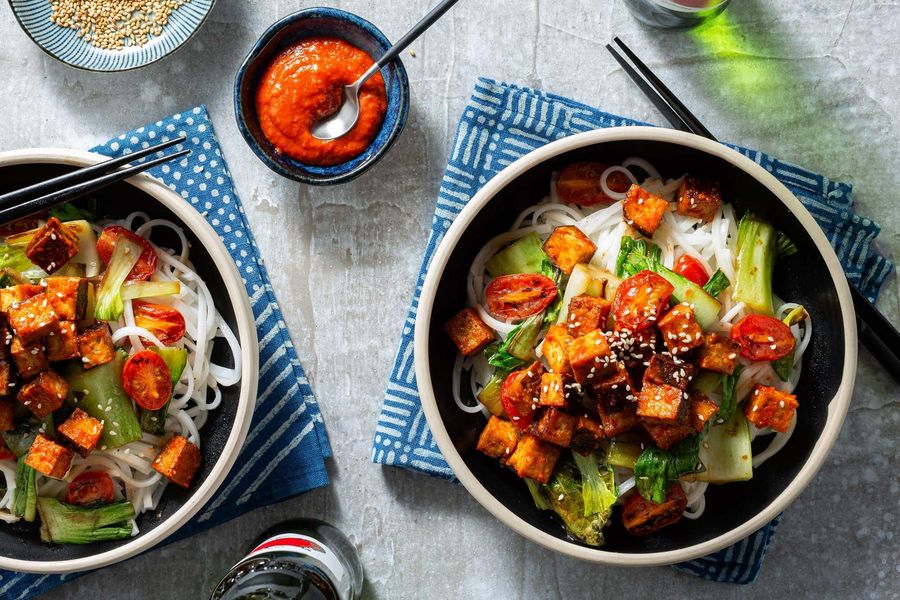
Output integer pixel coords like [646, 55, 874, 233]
[0, 0, 896, 598]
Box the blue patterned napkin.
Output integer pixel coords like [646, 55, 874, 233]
[1, 106, 331, 599]
[373, 78, 894, 584]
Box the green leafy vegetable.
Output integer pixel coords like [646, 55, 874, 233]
[0, 243, 38, 275]
[718, 364, 743, 423]
[48, 202, 96, 223]
[571, 451, 618, 517]
[702, 269, 731, 298]
[485, 233, 548, 277]
[1, 421, 41, 458]
[37, 497, 135, 544]
[94, 236, 142, 321]
[13, 457, 37, 522]
[607, 440, 643, 470]
[776, 232, 798, 259]
[500, 312, 545, 362]
[734, 212, 776, 315]
[634, 435, 703, 504]
[476, 371, 505, 416]
[772, 305, 807, 381]
[525, 478, 551, 510]
[544, 460, 613, 547]
[120, 280, 181, 301]
[541, 259, 564, 326]
[484, 344, 526, 372]
[138, 347, 188, 434]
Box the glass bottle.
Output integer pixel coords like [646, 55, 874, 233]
[624, 0, 731, 29]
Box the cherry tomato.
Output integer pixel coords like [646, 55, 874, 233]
[122, 350, 172, 410]
[673, 255, 709, 287]
[556, 162, 632, 207]
[500, 363, 542, 430]
[96, 225, 158, 281]
[485, 274, 558, 320]
[621, 484, 687, 536]
[133, 301, 186, 345]
[0, 439, 14, 461]
[65, 471, 115, 506]
[612, 270, 675, 331]
[730, 314, 795, 361]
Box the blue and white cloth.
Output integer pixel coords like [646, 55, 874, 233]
[1, 106, 331, 599]
[373, 78, 894, 584]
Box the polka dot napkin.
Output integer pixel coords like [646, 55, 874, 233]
[0, 106, 331, 599]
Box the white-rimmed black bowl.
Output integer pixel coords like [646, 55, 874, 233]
[415, 127, 857, 565]
[0, 149, 258, 574]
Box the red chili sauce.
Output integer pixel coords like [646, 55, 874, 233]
[255, 37, 388, 166]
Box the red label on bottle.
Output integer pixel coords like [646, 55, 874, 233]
[251, 535, 323, 554]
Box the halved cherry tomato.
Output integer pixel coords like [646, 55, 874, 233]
[65, 471, 115, 506]
[485, 274, 558, 320]
[673, 255, 709, 287]
[500, 363, 542, 430]
[622, 484, 687, 536]
[96, 225, 158, 281]
[133, 301, 186, 345]
[0, 439, 14, 461]
[730, 314, 795, 361]
[556, 162, 632, 207]
[612, 270, 675, 331]
[122, 350, 172, 410]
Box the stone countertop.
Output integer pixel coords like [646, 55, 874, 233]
[0, 0, 895, 598]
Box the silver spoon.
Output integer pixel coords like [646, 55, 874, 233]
[311, 0, 460, 141]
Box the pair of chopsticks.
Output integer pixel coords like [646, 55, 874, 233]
[606, 37, 900, 383]
[0, 135, 190, 224]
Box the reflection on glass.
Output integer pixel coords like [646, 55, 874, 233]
[624, 0, 732, 29]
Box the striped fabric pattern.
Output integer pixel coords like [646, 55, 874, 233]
[0, 106, 330, 599]
[373, 78, 894, 583]
[9, 0, 215, 72]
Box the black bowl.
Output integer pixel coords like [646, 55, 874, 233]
[416, 128, 857, 565]
[0, 150, 257, 573]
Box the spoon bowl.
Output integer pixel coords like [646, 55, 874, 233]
[311, 84, 362, 140]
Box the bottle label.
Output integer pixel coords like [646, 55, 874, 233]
[246, 533, 347, 583]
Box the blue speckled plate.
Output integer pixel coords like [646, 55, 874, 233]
[8, 0, 216, 72]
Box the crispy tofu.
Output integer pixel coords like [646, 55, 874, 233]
[623, 185, 669, 237]
[77, 324, 116, 369]
[596, 402, 640, 437]
[505, 434, 562, 484]
[614, 326, 658, 378]
[538, 373, 566, 408]
[541, 324, 572, 375]
[17, 370, 68, 420]
[47, 321, 80, 362]
[690, 391, 719, 432]
[745, 384, 798, 433]
[25, 433, 74, 479]
[24, 217, 80, 275]
[0, 399, 13, 431]
[585, 362, 635, 414]
[676, 175, 722, 223]
[504, 362, 545, 416]
[443, 308, 495, 357]
[152, 435, 202, 489]
[10, 336, 48, 379]
[566, 329, 615, 385]
[657, 303, 704, 356]
[644, 354, 694, 391]
[45, 277, 87, 321]
[570, 414, 606, 454]
[0, 284, 43, 314]
[542, 226, 597, 275]
[57, 408, 103, 458]
[698, 332, 741, 375]
[643, 420, 696, 451]
[7, 293, 59, 344]
[533, 408, 577, 447]
[565, 294, 611, 337]
[476, 416, 521, 460]
[636, 382, 686, 424]
[0, 361, 11, 397]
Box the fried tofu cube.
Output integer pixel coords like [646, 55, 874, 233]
[10, 336, 48, 379]
[476, 416, 521, 460]
[505, 434, 562, 484]
[698, 332, 741, 375]
[542, 226, 597, 275]
[643, 420, 696, 451]
[24, 217, 80, 275]
[533, 408, 577, 447]
[676, 175, 722, 223]
[538, 373, 566, 408]
[657, 303, 704, 356]
[570, 414, 606, 454]
[57, 408, 103, 458]
[503, 361, 545, 414]
[152, 435, 202, 488]
[565, 294, 611, 337]
[46, 321, 80, 362]
[0, 361, 11, 397]
[45, 277, 87, 321]
[17, 370, 68, 420]
[690, 391, 719, 432]
[0, 284, 43, 314]
[443, 308, 495, 357]
[745, 384, 798, 433]
[585, 362, 635, 414]
[623, 185, 669, 237]
[541, 324, 571, 375]
[596, 402, 640, 437]
[644, 354, 695, 391]
[637, 382, 686, 424]
[0, 400, 13, 431]
[567, 329, 615, 385]
[77, 324, 115, 369]
[7, 293, 59, 344]
[25, 434, 74, 479]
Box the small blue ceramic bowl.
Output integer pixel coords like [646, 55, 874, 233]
[234, 8, 410, 186]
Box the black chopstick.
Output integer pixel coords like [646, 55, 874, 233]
[607, 37, 900, 383]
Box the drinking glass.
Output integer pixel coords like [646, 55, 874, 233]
[624, 0, 731, 28]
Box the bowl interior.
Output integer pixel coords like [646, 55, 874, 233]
[0, 162, 241, 563]
[235, 8, 410, 184]
[427, 138, 846, 554]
